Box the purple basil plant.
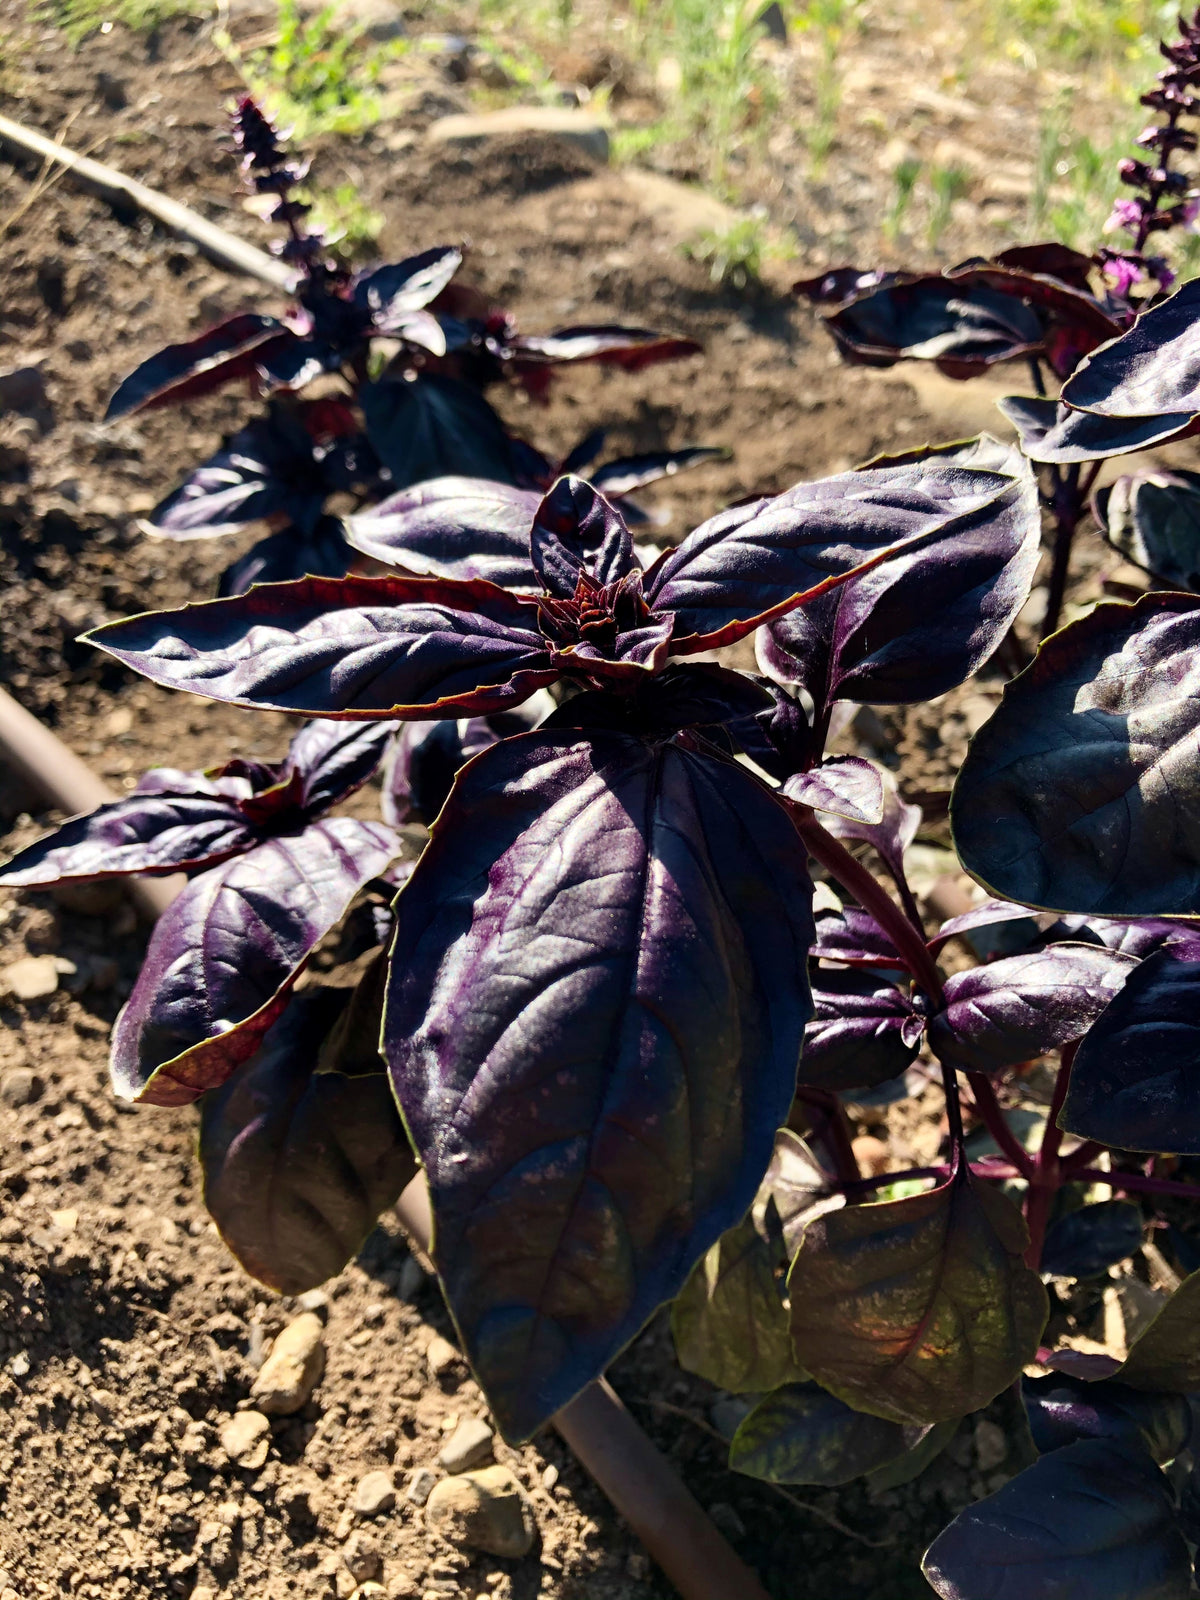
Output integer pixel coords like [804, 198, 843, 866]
[109, 98, 706, 596]
[797, 9, 1200, 641]
[10, 415, 1200, 1590]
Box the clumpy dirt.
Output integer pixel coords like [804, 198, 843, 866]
[0, 4, 1190, 1598]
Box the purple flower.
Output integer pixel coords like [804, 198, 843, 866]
[1105, 197, 1146, 235]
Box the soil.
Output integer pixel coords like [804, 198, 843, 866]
[0, 6, 1191, 1600]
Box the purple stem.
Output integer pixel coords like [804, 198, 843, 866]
[834, 1158, 1023, 1196]
[1073, 1167, 1200, 1202]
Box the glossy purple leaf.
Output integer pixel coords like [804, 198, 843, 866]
[145, 419, 302, 539]
[111, 818, 396, 1107]
[793, 266, 904, 307]
[383, 729, 815, 1441]
[952, 594, 1200, 915]
[530, 476, 636, 597]
[382, 693, 555, 828]
[1063, 951, 1200, 1154]
[726, 679, 820, 782]
[730, 1382, 925, 1486]
[1116, 1270, 1200, 1394]
[800, 967, 921, 1091]
[811, 904, 906, 970]
[286, 717, 394, 814]
[922, 1440, 1191, 1600]
[541, 664, 774, 741]
[589, 446, 729, 498]
[360, 375, 518, 489]
[789, 1161, 1047, 1424]
[1082, 917, 1200, 961]
[217, 516, 352, 597]
[1022, 1373, 1189, 1464]
[351, 245, 463, 332]
[999, 392, 1199, 465]
[762, 439, 1040, 707]
[255, 334, 339, 393]
[199, 977, 417, 1295]
[346, 478, 542, 589]
[510, 325, 702, 373]
[85, 574, 558, 721]
[820, 772, 921, 885]
[927, 944, 1136, 1075]
[1094, 469, 1200, 590]
[0, 791, 255, 885]
[993, 242, 1097, 293]
[647, 441, 1036, 651]
[784, 757, 885, 824]
[928, 898, 1043, 955]
[1040, 1202, 1145, 1281]
[104, 313, 287, 420]
[1063, 278, 1200, 419]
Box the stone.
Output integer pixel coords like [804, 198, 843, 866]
[426, 1335, 460, 1379]
[424, 1466, 536, 1559]
[0, 1068, 41, 1107]
[426, 106, 609, 164]
[296, 1289, 331, 1321]
[404, 1467, 436, 1506]
[974, 1417, 1008, 1473]
[219, 1410, 272, 1469]
[352, 1470, 396, 1517]
[850, 1135, 889, 1177]
[341, 1530, 382, 1583]
[386, 1576, 421, 1600]
[1, 955, 59, 1001]
[438, 1417, 493, 1474]
[251, 1312, 326, 1414]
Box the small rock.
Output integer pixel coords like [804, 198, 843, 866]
[438, 1417, 493, 1474]
[973, 1417, 1008, 1473]
[296, 1289, 331, 1321]
[352, 1470, 396, 1517]
[426, 106, 609, 163]
[342, 1530, 382, 1583]
[426, 1335, 460, 1379]
[405, 1467, 437, 1507]
[1, 955, 60, 1001]
[251, 1312, 326, 1414]
[386, 1576, 421, 1600]
[851, 1135, 889, 1177]
[424, 1466, 536, 1559]
[219, 1410, 272, 1469]
[0, 1068, 41, 1107]
[541, 1464, 558, 1491]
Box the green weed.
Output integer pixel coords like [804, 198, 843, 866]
[927, 163, 971, 249]
[793, 0, 863, 171]
[42, 0, 202, 47]
[683, 215, 767, 290]
[884, 156, 922, 245]
[302, 183, 385, 255]
[972, 0, 1176, 65]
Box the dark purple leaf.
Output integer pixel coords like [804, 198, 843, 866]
[811, 904, 906, 970]
[784, 757, 885, 824]
[541, 664, 774, 740]
[1117, 1270, 1200, 1396]
[793, 266, 905, 308]
[647, 441, 1037, 652]
[761, 439, 1040, 707]
[510, 325, 702, 373]
[952, 594, 1200, 914]
[927, 944, 1135, 1075]
[199, 976, 417, 1295]
[104, 313, 287, 420]
[999, 393, 1198, 464]
[800, 967, 920, 1091]
[1094, 470, 1200, 590]
[726, 679, 820, 782]
[928, 898, 1043, 955]
[730, 1382, 926, 1486]
[1063, 278, 1200, 419]
[351, 245, 463, 332]
[530, 476, 636, 597]
[993, 243, 1097, 293]
[286, 717, 394, 814]
[788, 1161, 1047, 1424]
[382, 693, 555, 828]
[217, 516, 351, 597]
[256, 335, 340, 394]
[559, 428, 607, 475]
[1082, 917, 1200, 961]
[346, 478, 542, 589]
[86, 574, 559, 720]
[361, 375, 518, 488]
[1022, 1373, 1190, 1464]
[762, 1128, 840, 1258]
[672, 1213, 802, 1393]
[1063, 951, 1200, 1155]
[922, 1440, 1191, 1600]
[383, 730, 815, 1441]
[1040, 1202, 1145, 1281]
[110, 818, 396, 1107]
[820, 773, 921, 885]
[589, 446, 729, 498]
[0, 791, 255, 885]
[145, 421, 301, 540]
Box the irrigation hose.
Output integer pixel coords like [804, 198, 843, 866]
[0, 687, 773, 1600]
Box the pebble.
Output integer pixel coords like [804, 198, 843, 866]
[296, 1289, 331, 1322]
[341, 1530, 382, 1583]
[352, 1470, 396, 1517]
[219, 1410, 272, 1469]
[405, 1467, 437, 1507]
[426, 106, 610, 163]
[426, 1335, 461, 1379]
[0, 1068, 41, 1107]
[386, 1575, 421, 1599]
[851, 1135, 890, 1177]
[424, 1466, 536, 1559]
[1, 955, 60, 1001]
[251, 1312, 326, 1414]
[438, 1416, 493, 1474]
[973, 1417, 1008, 1472]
